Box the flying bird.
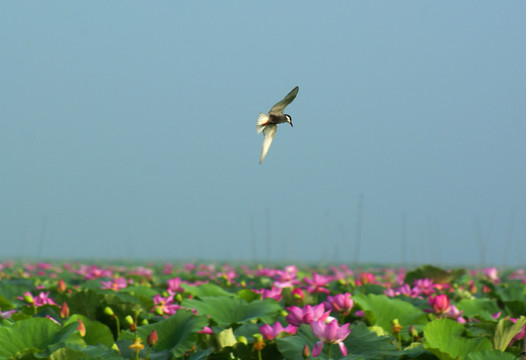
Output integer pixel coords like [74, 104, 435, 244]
[257, 86, 299, 164]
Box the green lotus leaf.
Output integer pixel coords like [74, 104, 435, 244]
[67, 289, 142, 324]
[237, 288, 259, 302]
[465, 350, 517, 360]
[353, 293, 428, 337]
[118, 309, 208, 358]
[182, 283, 236, 298]
[456, 298, 500, 322]
[404, 265, 466, 285]
[46, 343, 124, 360]
[492, 283, 526, 317]
[65, 314, 115, 347]
[276, 324, 318, 360]
[277, 323, 398, 360]
[423, 318, 492, 360]
[182, 296, 281, 327]
[0, 317, 83, 359]
[0, 279, 35, 304]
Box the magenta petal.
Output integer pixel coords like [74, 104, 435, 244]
[303, 312, 313, 324]
[310, 320, 325, 338]
[260, 324, 274, 340]
[325, 320, 338, 341]
[312, 303, 325, 318]
[286, 306, 303, 326]
[284, 324, 298, 335]
[312, 341, 324, 357]
[338, 341, 348, 356]
[338, 323, 351, 340]
[272, 321, 284, 334]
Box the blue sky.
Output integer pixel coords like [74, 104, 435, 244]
[1, 2, 525, 266]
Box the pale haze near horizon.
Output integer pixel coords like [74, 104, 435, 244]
[1, 3, 525, 267]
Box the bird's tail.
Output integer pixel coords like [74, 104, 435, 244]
[256, 113, 269, 134]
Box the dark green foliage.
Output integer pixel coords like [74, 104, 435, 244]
[0, 262, 524, 359]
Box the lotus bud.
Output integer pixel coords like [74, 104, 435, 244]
[147, 329, 158, 347]
[302, 344, 310, 359]
[469, 281, 477, 294]
[77, 319, 86, 337]
[292, 288, 304, 301]
[198, 326, 213, 335]
[125, 315, 136, 331]
[60, 302, 69, 319]
[104, 306, 115, 317]
[57, 279, 66, 293]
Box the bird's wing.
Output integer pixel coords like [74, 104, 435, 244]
[259, 124, 277, 164]
[268, 86, 299, 114]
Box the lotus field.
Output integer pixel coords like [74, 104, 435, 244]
[0, 262, 525, 360]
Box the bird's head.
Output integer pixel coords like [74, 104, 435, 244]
[285, 114, 293, 127]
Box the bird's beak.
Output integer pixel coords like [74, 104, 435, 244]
[289, 121, 293, 127]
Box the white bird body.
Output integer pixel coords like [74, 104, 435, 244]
[257, 86, 299, 164]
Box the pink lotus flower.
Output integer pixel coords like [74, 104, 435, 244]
[167, 277, 185, 294]
[35, 292, 57, 306]
[311, 319, 351, 357]
[100, 277, 129, 291]
[273, 266, 301, 288]
[0, 310, 15, 319]
[163, 263, 174, 275]
[384, 288, 397, 297]
[196, 264, 216, 278]
[255, 268, 277, 278]
[428, 294, 450, 314]
[255, 287, 283, 302]
[152, 294, 181, 316]
[217, 268, 237, 283]
[329, 265, 354, 282]
[79, 265, 113, 280]
[358, 272, 376, 285]
[291, 288, 305, 302]
[259, 321, 297, 340]
[483, 267, 499, 283]
[414, 278, 436, 296]
[324, 292, 353, 316]
[18, 291, 57, 307]
[303, 273, 332, 294]
[183, 263, 196, 272]
[128, 266, 153, 279]
[385, 284, 423, 298]
[445, 304, 465, 324]
[198, 326, 214, 335]
[509, 269, 526, 284]
[286, 304, 330, 327]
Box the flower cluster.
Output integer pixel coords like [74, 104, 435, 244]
[1, 262, 525, 360]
